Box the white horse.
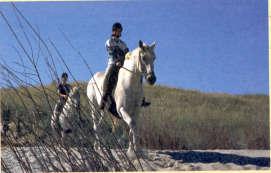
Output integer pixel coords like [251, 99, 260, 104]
[51, 86, 81, 140]
[87, 40, 156, 157]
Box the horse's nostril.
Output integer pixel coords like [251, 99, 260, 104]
[152, 76, 156, 83]
[147, 75, 156, 85]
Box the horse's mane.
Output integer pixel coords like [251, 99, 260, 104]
[123, 48, 141, 73]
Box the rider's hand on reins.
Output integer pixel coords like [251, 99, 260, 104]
[116, 61, 122, 67]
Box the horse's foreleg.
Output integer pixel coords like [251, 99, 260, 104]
[119, 107, 137, 157]
[112, 117, 119, 133]
[51, 111, 59, 136]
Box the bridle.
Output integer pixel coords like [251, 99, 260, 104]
[121, 49, 149, 77]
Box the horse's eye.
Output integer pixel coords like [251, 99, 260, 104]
[140, 52, 144, 56]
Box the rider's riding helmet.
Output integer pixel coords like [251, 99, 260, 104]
[112, 22, 123, 32]
[61, 72, 68, 78]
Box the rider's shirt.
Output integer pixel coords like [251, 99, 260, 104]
[105, 36, 129, 65]
[57, 83, 71, 102]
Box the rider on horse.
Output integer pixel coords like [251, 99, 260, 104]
[100, 22, 151, 118]
[54, 72, 71, 117]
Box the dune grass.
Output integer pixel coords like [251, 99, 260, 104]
[1, 82, 269, 149]
[137, 85, 269, 149]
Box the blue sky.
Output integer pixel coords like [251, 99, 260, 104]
[0, 0, 269, 94]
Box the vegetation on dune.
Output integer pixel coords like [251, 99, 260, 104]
[139, 85, 269, 149]
[1, 82, 269, 149]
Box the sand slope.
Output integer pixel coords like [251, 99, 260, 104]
[1, 147, 270, 172]
[134, 149, 270, 171]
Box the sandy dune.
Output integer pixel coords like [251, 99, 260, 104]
[1, 147, 270, 172]
[134, 149, 270, 171]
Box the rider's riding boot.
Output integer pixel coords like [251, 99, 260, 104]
[108, 95, 121, 119]
[100, 64, 122, 119]
[141, 97, 151, 107]
[99, 94, 108, 110]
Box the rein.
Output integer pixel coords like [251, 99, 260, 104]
[121, 66, 135, 73]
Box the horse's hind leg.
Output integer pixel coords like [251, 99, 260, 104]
[89, 100, 103, 151]
[92, 113, 100, 150]
[88, 80, 105, 151]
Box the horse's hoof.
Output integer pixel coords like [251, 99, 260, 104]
[64, 128, 72, 134]
[94, 142, 101, 151]
[127, 149, 137, 160]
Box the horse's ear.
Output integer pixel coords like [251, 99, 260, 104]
[73, 86, 80, 92]
[150, 41, 156, 50]
[139, 40, 144, 49]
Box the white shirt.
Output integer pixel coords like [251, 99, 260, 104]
[105, 36, 128, 65]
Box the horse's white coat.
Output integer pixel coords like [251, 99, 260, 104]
[87, 42, 156, 157]
[51, 86, 80, 138]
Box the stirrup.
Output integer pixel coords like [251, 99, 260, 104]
[108, 105, 122, 119]
[99, 100, 106, 110]
[141, 99, 151, 107]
